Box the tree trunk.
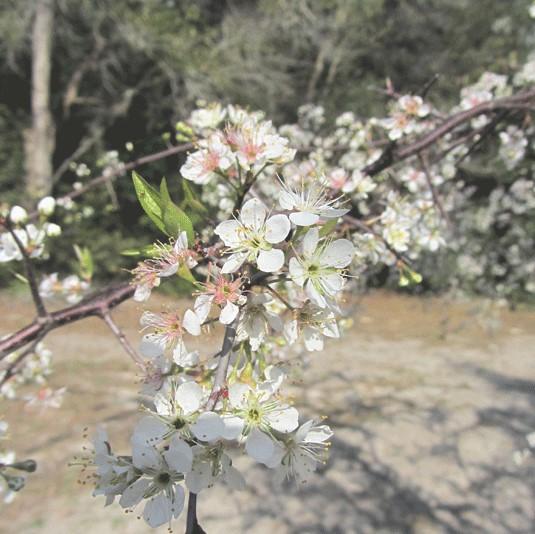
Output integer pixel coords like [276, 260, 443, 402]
[24, 0, 55, 200]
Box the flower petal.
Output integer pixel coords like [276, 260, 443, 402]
[214, 220, 241, 246]
[320, 238, 354, 268]
[221, 252, 247, 274]
[257, 248, 284, 272]
[183, 309, 201, 336]
[175, 381, 203, 414]
[143, 493, 173, 528]
[240, 198, 266, 230]
[164, 436, 193, 473]
[245, 428, 275, 464]
[266, 406, 299, 433]
[220, 301, 239, 324]
[194, 294, 213, 324]
[302, 227, 319, 258]
[265, 214, 291, 243]
[289, 211, 319, 227]
[190, 411, 225, 441]
[119, 478, 150, 509]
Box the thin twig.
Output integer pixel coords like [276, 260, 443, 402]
[417, 152, 451, 227]
[3, 220, 49, 319]
[101, 311, 144, 367]
[0, 332, 48, 388]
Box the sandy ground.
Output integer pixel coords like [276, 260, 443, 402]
[1, 291, 535, 534]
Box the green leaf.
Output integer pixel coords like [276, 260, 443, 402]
[176, 263, 198, 287]
[74, 244, 93, 281]
[120, 244, 164, 257]
[132, 171, 166, 234]
[159, 178, 195, 242]
[319, 218, 339, 238]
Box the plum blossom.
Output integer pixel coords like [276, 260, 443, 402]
[278, 178, 348, 226]
[180, 133, 233, 185]
[185, 445, 245, 493]
[284, 304, 340, 351]
[225, 119, 295, 171]
[215, 198, 290, 273]
[236, 292, 283, 350]
[119, 438, 192, 528]
[289, 228, 354, 308]
[194, 267, 246, 325]
[131, 232, 197, 302]
[132, 381, 225, 445]
[226, 382, 299, 465]
[140, 308, 200, 364]
[273, 420, 332, 484]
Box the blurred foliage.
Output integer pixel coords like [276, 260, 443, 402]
[0, 0, 534, 288]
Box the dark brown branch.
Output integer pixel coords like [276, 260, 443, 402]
[363, 87, 535, 177]
[3, 220, 48, 318]
[0, 283, 134, 358]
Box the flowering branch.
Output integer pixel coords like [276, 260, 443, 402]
[363, 86, 535, 176]
[2, 219, 48, 319]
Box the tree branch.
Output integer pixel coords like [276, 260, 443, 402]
[3, 220, 48, 319]
[0, 283, 134, 359]
[362, 87, 535, 177]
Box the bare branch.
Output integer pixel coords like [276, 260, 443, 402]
[0, 283, 134, 359]
[101, 311, 144, 367]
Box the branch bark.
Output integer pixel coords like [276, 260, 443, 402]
[24, 0, 55, 200]
[0, 283, 134, 358]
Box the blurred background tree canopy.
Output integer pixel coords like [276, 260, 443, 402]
[0, 0, 533, 282]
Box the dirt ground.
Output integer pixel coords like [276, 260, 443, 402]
[1, 291, 535, 534]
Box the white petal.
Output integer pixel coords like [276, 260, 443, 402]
[305, 281, 327, 308]
[240, 198, 266, 230]
[245, 428, 275, 464]
[289, 257, 306, 286]
[302, 227, 319, 258]
[305, 424, 333, 443]
[174, 349, 199, 367]
[164, 436, 193, 472]
[190, 411, 225, 441]
[139, 339, 164, 358]
[320, 207, 349, 218]
[186, 462, 213, 493]
[320, 239, 354, 268]
[220, 301, 239, 324]
[143, 493, 173, 528]
[289, 211, 319, 227]
[132, 417, 167, 447]
[266, 406, 299, 433]
[228, 382, 250, 408]
[194, 294, 213, 324]
[265, 214, 291, 244]
[134, 284, 152, 302]
[279, 189, 296, 210]
[183, 309, 201, 336]
[320, 273, 345, 296]
[257, 248, 284, 272]
[220, 415, 245, 440]
[284, 320, 299, 344]
[214, 220, 241, 246]
[175, 382, 203, 414]
[175, 231, 188, 251]
[303, 325, 324, 351]
[221, 252, 247, 274]
[119, 478, 150, 508]
[172, 340, 189, 365]
[132, 443, 162, 471]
